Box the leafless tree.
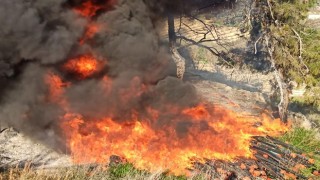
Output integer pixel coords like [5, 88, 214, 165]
[167, 0, 237, 79]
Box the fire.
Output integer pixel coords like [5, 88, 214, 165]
[74, 0, 116, 18]
[63, 55, 104, 79]
[45, 73, 289, 175]
[45, 0, 290, 175]
[45, 73, 70, 105]
[73, 1, 116, 44]
[74, 1, 104, 18]
[62, 105, 288, 175]
[79, 23, 100, 45]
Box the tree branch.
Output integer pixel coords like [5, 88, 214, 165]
[266, 0, 275, 21]
[254, 35, 263, 54]
[291, 28, 309, 73]
[176, 35, 234, 67]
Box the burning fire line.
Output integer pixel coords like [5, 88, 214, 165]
[45, 72, 289, 175]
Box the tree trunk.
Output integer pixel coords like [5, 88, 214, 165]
[168, 13, 176, 48]
[170, 47, 186, 79]
[265, 36, 288, 123]
[273, 69, 289, 122]
[167, 13, 185, 80]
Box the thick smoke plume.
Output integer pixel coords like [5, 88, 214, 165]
[0, 0, 199, 150]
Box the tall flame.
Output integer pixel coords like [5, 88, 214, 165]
[45, 73, 289, 175]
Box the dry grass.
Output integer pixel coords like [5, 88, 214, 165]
[0, 163, 207, 180]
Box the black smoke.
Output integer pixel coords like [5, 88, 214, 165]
[0, 0, 200, 150]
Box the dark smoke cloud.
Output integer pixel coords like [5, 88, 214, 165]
[0, 0, 200, 150]
[0, 64, 64, 148]
[0, 0, 86, 65]
[64, 0, 199, 121]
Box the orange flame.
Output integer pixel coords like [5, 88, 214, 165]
[74, 0, 117, 18]
[44, 73, 289, 175]
[60, 105, 288, 175]
[74, 1, 103, 18]
[79, 23, 100, 45]
[63, 55, 104, 79]
[45, 72, 70, 105]
[73, 0, 116, 44]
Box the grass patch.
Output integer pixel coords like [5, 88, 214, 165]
[194, 47, 211, 70]
[108, 163, 150, 179]
[279, 127, 320, 153]
[0, 163, 191, 180]
[279, 127, 320, 177]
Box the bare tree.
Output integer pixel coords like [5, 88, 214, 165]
[167, 0, 236, 79]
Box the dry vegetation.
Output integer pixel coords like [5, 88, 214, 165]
[0, 163, 201, 180]
[1, 127, 319, 179]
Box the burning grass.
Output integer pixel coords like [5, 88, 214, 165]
[42, 71, 290, 175]
[1, 127, 319, 179]
[60, 104, 289, 175]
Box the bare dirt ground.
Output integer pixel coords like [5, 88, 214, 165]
[162, 0, 276, 115]
[0, 129, 72, 170]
